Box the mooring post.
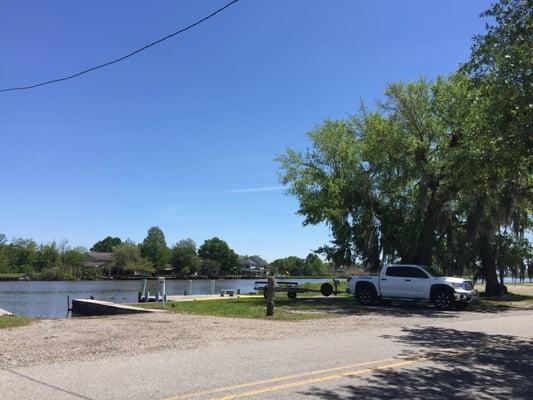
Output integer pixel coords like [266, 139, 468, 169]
[266, 276, 276, 317]
[210, 279, 215, 295]
[159, 277, 166, 308]
[141, 279, 147, 300]
[188, 280, 193, 296]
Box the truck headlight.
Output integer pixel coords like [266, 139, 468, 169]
[450, 282, 464, 290]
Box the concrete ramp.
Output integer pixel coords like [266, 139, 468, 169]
[71, 299, 163, 316]
[0, 307, 13, 316]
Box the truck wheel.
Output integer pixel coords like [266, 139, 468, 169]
[320, 283, 334, 297]
[356, 285, 377, 305]
[287, 290, 297, 299]
[434, 289, 454, 310]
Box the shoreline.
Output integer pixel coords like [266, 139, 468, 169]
[0, 275, 342, 282]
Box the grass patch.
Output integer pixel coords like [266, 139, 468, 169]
[485, 292, 533, 302]
[137, 280, 351, 320]
[138, 284, 533, 319]
[137, 297, 336, 320]
[470, 290, 533, 312]
[0, 315, 33, 329]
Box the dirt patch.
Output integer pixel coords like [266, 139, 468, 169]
[1, 306, 532, 369]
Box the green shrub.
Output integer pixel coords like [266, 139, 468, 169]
[82, 268, 103, 280]
[28, 269, 77, 281]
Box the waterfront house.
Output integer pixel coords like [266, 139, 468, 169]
[162, 264, 175, 276]
[343, 265, 366, 276]
[239, 257, 268, 277]
[84, 252, 113, 271]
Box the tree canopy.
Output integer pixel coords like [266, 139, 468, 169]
[277, 0, 532, 296]
[0, 236, 86, 280]
[169, 239, 202, 276]
[140, 227, 169, 271]
[90, 236, 122, 252]
[270, 253, 328, 276]
[198, 237, 239, 275]
[112, 241, 154, 275]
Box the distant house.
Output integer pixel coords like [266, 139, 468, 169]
[162, 264, 175, 276]
[344, 265, 366, 276]
[84, 252, 113, 270]
[239, 257, 268, 277]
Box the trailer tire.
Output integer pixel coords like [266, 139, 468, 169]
[320, 283, 334, 297]
[288, 290, 297, 299]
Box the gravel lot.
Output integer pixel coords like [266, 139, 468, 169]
[2, 305, 532, 369]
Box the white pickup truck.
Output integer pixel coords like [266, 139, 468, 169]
[347, 264, 478, 310]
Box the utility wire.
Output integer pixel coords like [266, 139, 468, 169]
[0, 0, 240, 93]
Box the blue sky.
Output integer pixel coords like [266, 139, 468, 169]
[0, 0, 492, 261]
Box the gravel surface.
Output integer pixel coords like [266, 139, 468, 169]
[2, 306, 532, 369]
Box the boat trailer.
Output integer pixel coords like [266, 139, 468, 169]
[254, 279, 342, 299]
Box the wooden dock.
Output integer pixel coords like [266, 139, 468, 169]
[71, 299, 164, 316]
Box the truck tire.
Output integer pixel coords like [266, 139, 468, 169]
[356, 284, 377, 306]
[287, 289, 297, 299]
[433, 289, 455, 310]
[320, 283, 333, 297]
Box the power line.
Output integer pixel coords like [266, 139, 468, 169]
[0, 0, 240, 93]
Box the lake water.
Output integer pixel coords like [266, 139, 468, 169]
[0, 278, 333, 318]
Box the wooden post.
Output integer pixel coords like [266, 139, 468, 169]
[266, 276, 276, 317]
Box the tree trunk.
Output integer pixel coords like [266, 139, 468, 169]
[368, 233, 381, 273]
[415, 208, 436, 266]
[265, 276, 276, 317]
[479, 233, 502, 297]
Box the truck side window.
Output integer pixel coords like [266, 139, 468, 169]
[386, 267, 402, 276]
[404, 267, 429, 278]
[386, 266, 429, 278]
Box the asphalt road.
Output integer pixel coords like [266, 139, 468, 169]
[2, 312, 532, 400]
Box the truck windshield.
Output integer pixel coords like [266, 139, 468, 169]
[420, 266, 444, 277]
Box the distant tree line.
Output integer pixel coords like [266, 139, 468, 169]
[269, 254, 329, 276]
[0, 227, 331, 280]
[277, 0, 533, 296]
[0, 234, 86, 280]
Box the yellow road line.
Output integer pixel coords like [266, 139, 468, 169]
[211, 358, 426, 400]
[165, 358, 396, 400]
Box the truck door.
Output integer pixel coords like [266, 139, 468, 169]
[380, 266, 404, 297]
[400, 267, 430, 298]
